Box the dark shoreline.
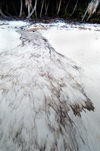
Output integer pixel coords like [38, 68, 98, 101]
[0, 16, 100, 25]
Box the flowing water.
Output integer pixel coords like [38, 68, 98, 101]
[0, 20, 100, 151]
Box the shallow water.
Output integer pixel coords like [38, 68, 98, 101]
[0, 20, 100, 151]
[42, 21, 100, 150]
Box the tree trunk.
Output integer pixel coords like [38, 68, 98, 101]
[19, 0, 23, 17]
[40, 0, 44, 17]
[0, 9, 8, 18]
[45, 0, 49, 16]
[27, 0, 38, 18]
[57, 0, 62, 15]
[65, 0, 70, 12]
[28, 5, 31, 17]
[70, 0, 78, 16]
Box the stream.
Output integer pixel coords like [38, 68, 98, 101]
[0, 20, 100, 151]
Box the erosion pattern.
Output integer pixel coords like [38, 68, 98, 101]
[0, 24, 94, 151]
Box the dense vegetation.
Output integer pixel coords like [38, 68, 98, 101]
[0, 0, 100, 22]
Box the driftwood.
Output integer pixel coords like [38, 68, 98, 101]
[27, 26, 49, 32]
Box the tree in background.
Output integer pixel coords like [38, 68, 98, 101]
[19, 0, 23, 17]
[25, 0, 32, 17]
[0, 0, 100, 21]
[82, 0, 100, 21]
[26, 0, 38, 18]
